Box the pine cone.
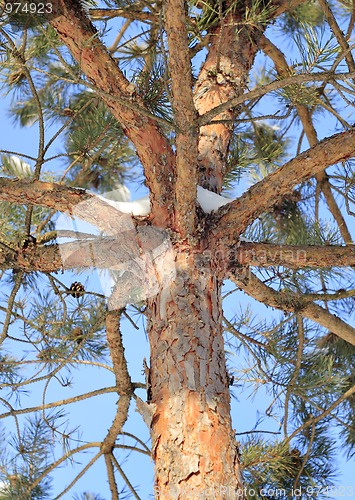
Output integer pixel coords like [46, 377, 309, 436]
[68, 282, 85, 299]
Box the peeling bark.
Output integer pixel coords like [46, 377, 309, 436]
[147, 248, 243, 498]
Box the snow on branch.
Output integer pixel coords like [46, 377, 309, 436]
[0, 177, 232, 216]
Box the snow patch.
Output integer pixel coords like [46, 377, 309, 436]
[196, 186, 232, 213]
[92, 185, 232, 216]
[95, 193, 151, 216]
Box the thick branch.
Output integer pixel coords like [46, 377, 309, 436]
[4, 240, 355, 286]
[210, 130, 355, 242]
[231, 270, 355, 346]
[235, 242, 355, 269]
[164, 0, 199, 236]
[0, 177, 142, 237]
[48, 0, 175, 226]
[0, 244, 63, 273]
[0, 237, 145, 273]
[0, 177, 89, 213]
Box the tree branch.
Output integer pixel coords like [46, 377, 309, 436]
[0, 244, 63, 273]
[198, 71, 355, 127]
[111, 453, 141, 499]
[105, 311, 132, 395]
[272, 0, 307, 16]
[89, 8, 156, 23]
[285, 383, 355, 444]
[235, 242, 355, 269]
[0, 387, 118, 419]
[55, 452, 102, 499]
[260, 35, 353, 245]
[101, 312, 133, 455]
[48, 0, 175, 226]
[318, 0, 355, 76]
[210, 130, 355, 242]
[3, 240, 355, 298]
[0, 178, 89, 213]
[164, 0, 199, 237]
[30, 443, 102, 492]
[104, 454, 119, 500]
[318, 175, 353, 244]
[230, 269, 355, 346]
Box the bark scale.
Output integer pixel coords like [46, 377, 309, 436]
[147, 247, 243, 499]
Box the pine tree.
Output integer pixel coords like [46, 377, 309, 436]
[0, 0, 355, 498]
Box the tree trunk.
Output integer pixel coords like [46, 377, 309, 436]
[148, 247, 243, 498]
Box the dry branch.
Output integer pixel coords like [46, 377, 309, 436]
[101, 312, 132, 458]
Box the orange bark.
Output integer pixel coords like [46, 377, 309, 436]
[148, 249, 243, 498]
[49, 0, 176, 227]
[194, 11, 261, 192]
